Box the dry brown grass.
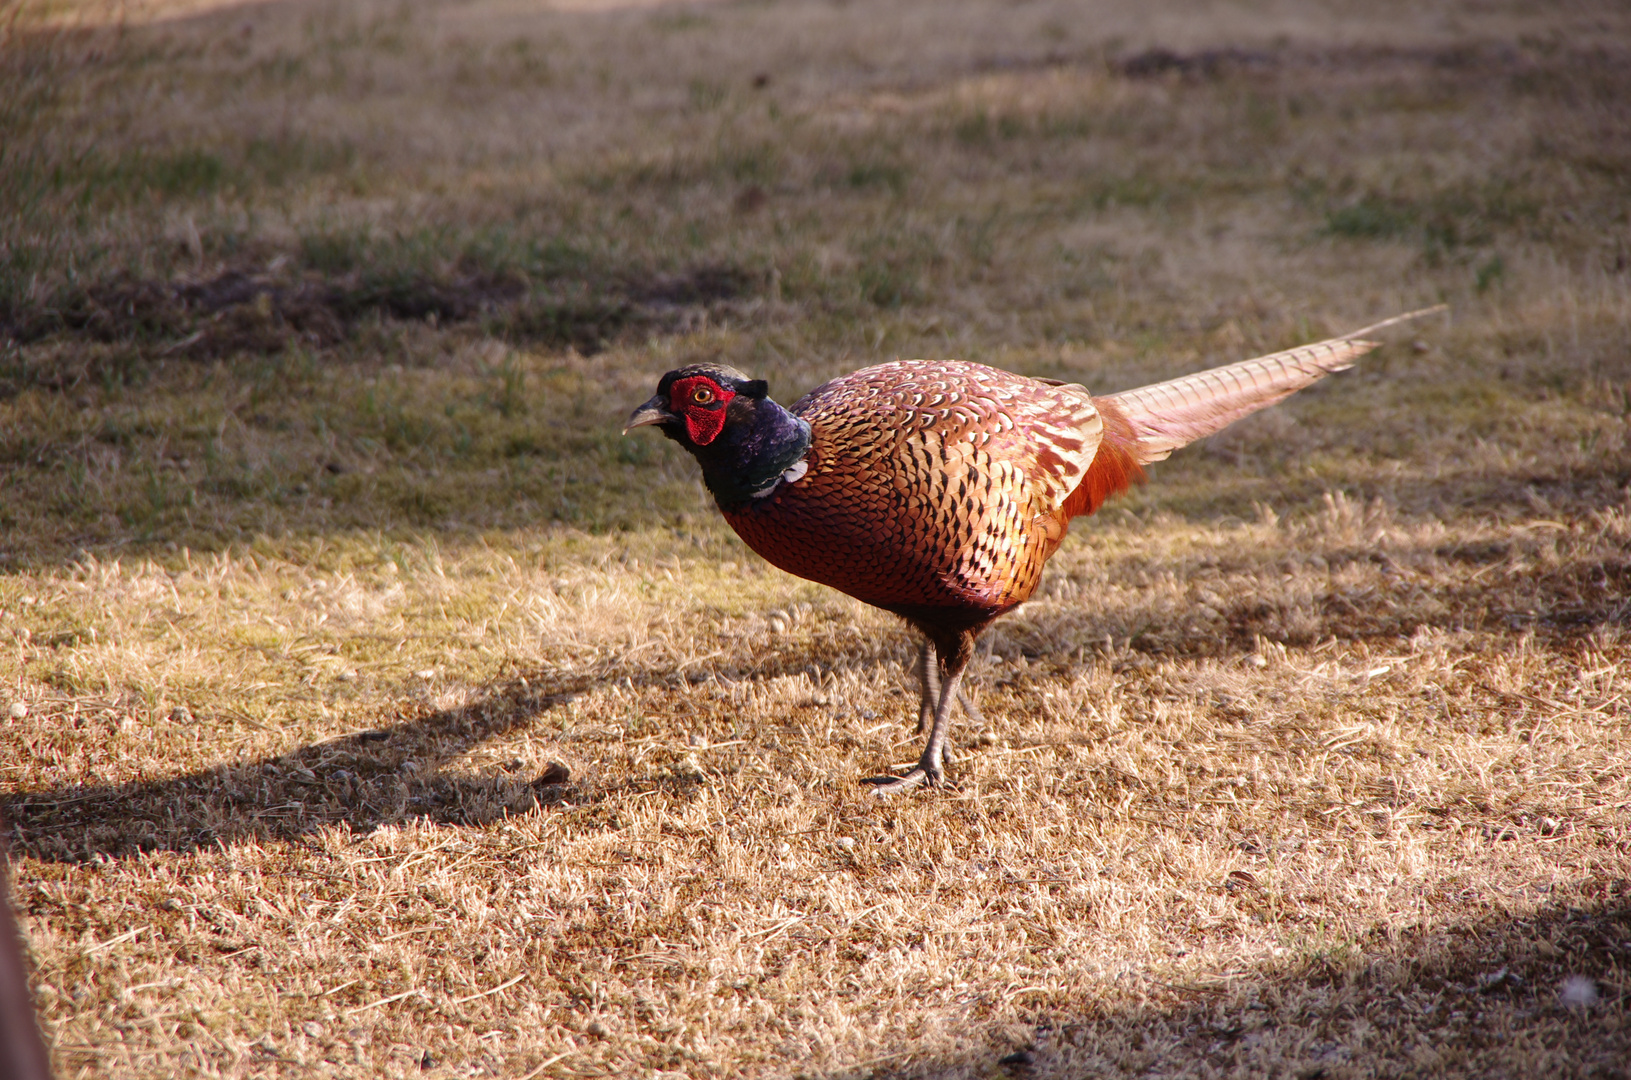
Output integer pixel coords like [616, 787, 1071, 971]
[2, 0, 1630, 1076]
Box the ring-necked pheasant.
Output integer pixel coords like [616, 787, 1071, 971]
[626, 309, 1441, 795]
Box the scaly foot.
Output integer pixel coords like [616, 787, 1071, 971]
[863, 770, 927, 797]
[863, 762, 942, 798]
[862, 741, 947, 798]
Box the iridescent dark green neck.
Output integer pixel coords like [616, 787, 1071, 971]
[692, 397, 811, 510]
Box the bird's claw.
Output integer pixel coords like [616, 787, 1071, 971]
[864, 770, 928, 798]
[862, 761, 944, 798]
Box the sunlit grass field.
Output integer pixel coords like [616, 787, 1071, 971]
[2, 0, 1629, 1076]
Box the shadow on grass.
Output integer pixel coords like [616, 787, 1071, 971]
[840, 899, 1631, 1079]
[5, 524, 1626, 868]
[0, 672, 623, 864]
[5, 659, 1630, 1078]
[3, 606, 1628, 1075]
[0, 635, 913, 865]
[4, 661, 1630, 1076]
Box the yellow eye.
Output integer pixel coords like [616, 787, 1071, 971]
[691, 386, 715, 404]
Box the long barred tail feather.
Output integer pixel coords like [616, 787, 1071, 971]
[1101, 305, 1445, 464]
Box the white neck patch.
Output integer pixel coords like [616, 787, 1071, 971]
[750, 456, 809, 499]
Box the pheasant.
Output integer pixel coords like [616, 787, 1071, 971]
[625, 309, 1440, 795]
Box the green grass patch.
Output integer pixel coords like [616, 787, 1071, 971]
[1315, 177, 1541, 260]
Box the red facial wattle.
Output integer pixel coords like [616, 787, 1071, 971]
[669, 375, 736, 446]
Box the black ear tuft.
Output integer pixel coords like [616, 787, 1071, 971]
[741, 379, 769, 398]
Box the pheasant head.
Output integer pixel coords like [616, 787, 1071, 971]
[625, 363, 811, 508]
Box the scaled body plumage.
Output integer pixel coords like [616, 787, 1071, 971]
[722, 360, 1131, 662]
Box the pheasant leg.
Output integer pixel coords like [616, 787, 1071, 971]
[915, 640, 941, 735]
[957, 683, 985, 727]
[867, 667, 966, 797]
[916, 639, 983, 732]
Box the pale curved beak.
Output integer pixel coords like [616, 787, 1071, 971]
[623, 395, 677, 434]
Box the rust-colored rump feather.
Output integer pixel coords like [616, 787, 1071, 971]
[1062, 398, 1146, 520]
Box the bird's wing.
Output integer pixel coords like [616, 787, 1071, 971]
[797, 359, 1105, 517]
[791, 360, 1106, 607]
